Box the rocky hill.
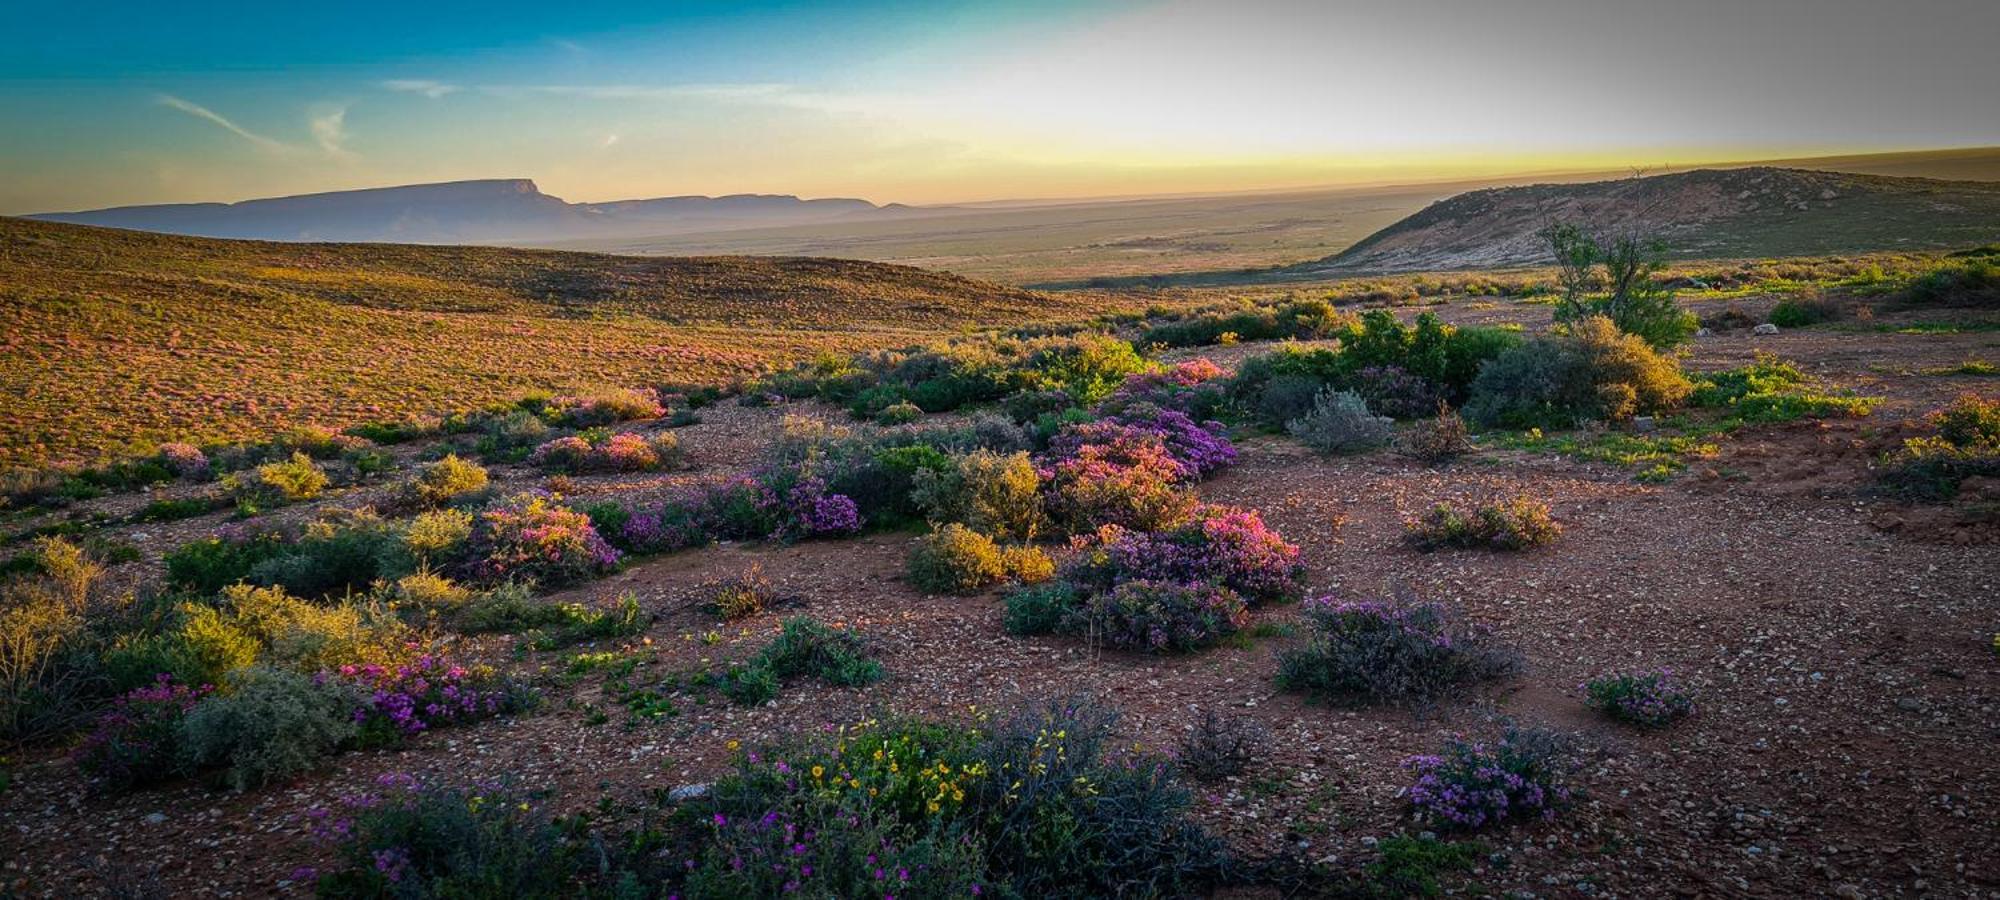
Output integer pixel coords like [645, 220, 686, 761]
[1307, 167, 2000, 273]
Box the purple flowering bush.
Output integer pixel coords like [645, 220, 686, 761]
[1276, 597, 1519, 706]
[1063, 506, 1304, 604]
[338, 654, 524, 745]
[1075, 579, 1249, 653]
[1404, 727, 1579, 831]
[1102, 359, 1231, 420]
[72, 674, 210, 792]
[1583, 669, 1695, 728]
[463, 493, 620, 586]
[1037, 428, 1198, 534]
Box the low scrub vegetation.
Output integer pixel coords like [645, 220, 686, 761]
[1583, 669, 1696, 728]
[1405, 496, 1562, 551]
[1405, 726, 1578, 832]
[1881, 393, 2000, 499]
[1276, 597, 1519, 706]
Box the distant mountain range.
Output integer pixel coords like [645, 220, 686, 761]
[1304, 167, 2000, 273]
[26, 179, 937, 244]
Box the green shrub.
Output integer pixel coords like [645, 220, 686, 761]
[1003, 581, 1083, 635]
[519, 594, 647, 651]
[1465, 316, 1691, 429]
[166, 530, 289, 593]
[1543, 223, 1698, 348]
[754, 617, 884, 688]
[1405, 496, 1562, 551]
[311, 780, 577, 898]
[1882, 393, 2000, 499]
[906, 524, 1007, 594]
[248, 510, 411, 599]
[177, 666, 361, 790]
[134, 496, 221, 523]
[875, 401, 923, 425]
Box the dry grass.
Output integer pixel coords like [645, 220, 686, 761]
[0, 218, 1161, 467]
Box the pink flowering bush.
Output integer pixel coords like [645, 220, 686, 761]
[528, 430, 682, 473]
[1276, 597, 1519, 706]
[464, 493, 620, 586]
[1103, 359, 1230, 419]
[1404, 726, 1578, 831]
[338, 655, 523, 744]
[1076, 579, 1249, 653]
[1063, 506, 1304, 604]
[72, 674, 210, 792]
[1038, 431, 1197, 534]
[157, 442, 211, 480]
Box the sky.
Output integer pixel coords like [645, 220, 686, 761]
[2, 0, 1997, 214]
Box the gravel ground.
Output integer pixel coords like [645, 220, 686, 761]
[2, 308, 1995, 898]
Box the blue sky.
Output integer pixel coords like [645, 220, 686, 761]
[3, 0, 1996, 213]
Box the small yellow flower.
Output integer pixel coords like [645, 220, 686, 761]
[811, 765, 825, 779]
[726, 739, 741, 751]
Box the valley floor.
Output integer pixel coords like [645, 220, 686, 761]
[2, 302, 1996, 898]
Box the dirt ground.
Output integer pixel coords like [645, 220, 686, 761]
[2, 301, 1996, 898]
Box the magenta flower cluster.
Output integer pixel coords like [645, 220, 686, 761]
[338, 655, 511, 739]
[1044, 407, 1234, 483]
[71, 674, 211, 790]
[1403, 730, 1576, 831]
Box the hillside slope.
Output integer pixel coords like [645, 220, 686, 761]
[0, 217, 1111, 467]
[1309, 167, 2000, 273]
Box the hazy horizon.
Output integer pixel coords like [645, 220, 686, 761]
[5, 0, 1998, 215]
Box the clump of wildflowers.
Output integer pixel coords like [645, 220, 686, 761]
[464, 492, 620, 586]
[72, 674, 210, 792]
[1582, 669, 1695, 728]
[339, 654, 523, 743]
[1064, 506, 1304, 604]
[1404, 726, 1578, 831]
[157, 442, 211, 480]
[528, 430, 682, 473]
[307, 774, 575, 897]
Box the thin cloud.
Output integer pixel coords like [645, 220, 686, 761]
[381, 79, 459, 99]
[491, 82, 795, 101]
[311, 105, 355, 160]
[155, 94, 286, 151]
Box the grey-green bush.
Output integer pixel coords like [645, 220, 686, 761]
[1287, 389, 1393, 453]
[178, 666, 360, 790]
